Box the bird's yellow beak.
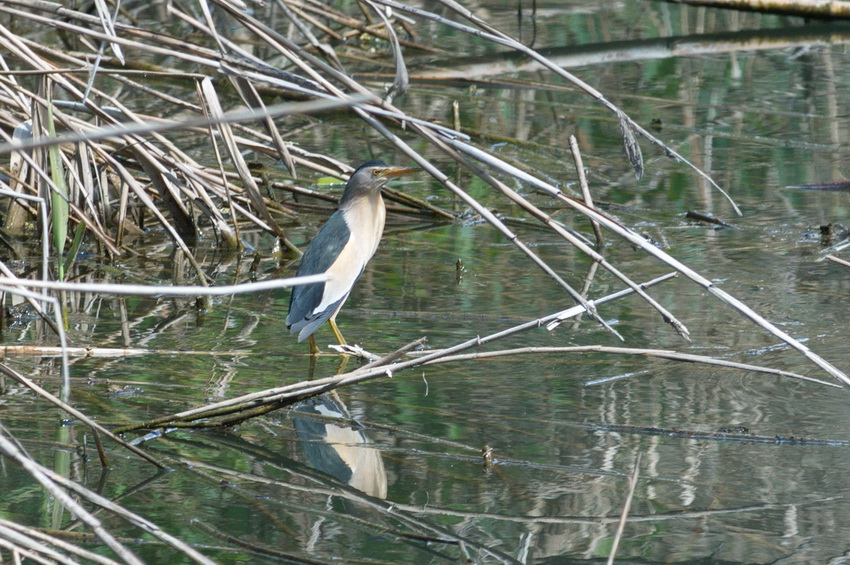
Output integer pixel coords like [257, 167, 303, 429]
[376, 166, 421, 179]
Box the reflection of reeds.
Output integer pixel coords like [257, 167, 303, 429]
[0, 2, 847, 562]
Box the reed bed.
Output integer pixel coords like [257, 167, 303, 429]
[0, 1, 845, 563]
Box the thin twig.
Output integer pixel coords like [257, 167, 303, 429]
[415, 346, 836, 388]
[607, 452, 641, 565]
[0, 430, 145, 565]
[0, 274, 328, 295]
[569, 135, 604, 246]
[826, 254, 850, 268]
[0, 363, 166, 468]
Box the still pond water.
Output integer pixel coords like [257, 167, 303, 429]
[4, 1, 850, 563]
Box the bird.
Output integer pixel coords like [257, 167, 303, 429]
[286, 160, 420, 354]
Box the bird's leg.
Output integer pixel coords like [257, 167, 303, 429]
[308, 334, 320, 355]
[329, 318, 347, 346]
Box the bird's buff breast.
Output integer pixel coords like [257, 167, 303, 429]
[340, 193, 386, 267]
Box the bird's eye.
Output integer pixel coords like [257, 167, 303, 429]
[372, 169, 381, 176]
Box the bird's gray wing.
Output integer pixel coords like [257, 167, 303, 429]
[286, 210, 356, 339]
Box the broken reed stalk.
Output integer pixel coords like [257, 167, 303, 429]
[653, 0, 850, 19]
[0, 273, 330, 296]
[0, 274, 331, 468]
[23, 453, 218, 564]
[377, 0, 742, 214]
[548, 191, 850, 386]
[607, 452, 641, 565]
[440, 138, 689, 339]
[570, 134, 604, 246]
[415, 347, 835, 388]
[0, 362, 165, 468]
[178, 456, 516, 564]
[0, 517, 121, 564]
[826, 255, 850, 268]
[0, 431, 146, 565]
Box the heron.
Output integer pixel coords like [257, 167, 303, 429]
[286, 160, 420, 354]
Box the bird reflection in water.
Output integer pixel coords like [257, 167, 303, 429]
[290, 392, 387, 499]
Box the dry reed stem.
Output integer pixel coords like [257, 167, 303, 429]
[654, 0, 850, 18]
[394, 494, 827, 525]
[122, 272, 664, 429]
[34, 462, 217, 564]
[0, 430, 146, 564]
[607, 452, 641, 565]
[418, 346, 835, 388]
[172, 453, 521, 564]
[570, 134, 604, 246]
[0, 362, 165, 468]
[0, 518, 121, 564]
[378, 0, 742, 213]
[0, 274, 329, 296]
[826, 255, 850, 268]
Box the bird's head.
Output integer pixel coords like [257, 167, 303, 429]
[340, 160, 421, 205]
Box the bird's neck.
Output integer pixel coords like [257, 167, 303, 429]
[342, 191, 386, 253]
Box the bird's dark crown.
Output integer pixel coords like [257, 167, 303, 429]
[354, 160, 389, 173]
